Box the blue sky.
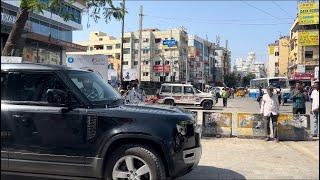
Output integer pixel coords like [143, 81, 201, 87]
[73, 1, 299, 66]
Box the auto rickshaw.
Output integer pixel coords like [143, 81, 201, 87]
[236, 87, 246, 97]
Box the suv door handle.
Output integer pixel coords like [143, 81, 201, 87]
[13, 114, 27, 122]
[13, 114, 24, 118]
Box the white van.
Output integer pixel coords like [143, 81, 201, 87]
[157, 83, 216, 109]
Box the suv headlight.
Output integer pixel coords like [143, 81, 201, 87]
[176, 123, 187, 136]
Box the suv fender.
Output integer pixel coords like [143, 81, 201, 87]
[97, 133, 172, 178]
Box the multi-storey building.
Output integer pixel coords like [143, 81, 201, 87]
[267, 42, 280, 77]
[288, 17, 319, 78]
[1, 0, 86, 64]
[214, 47, 231, 83]
[278, 36, 290, 76]
[187, 35, 215, 87]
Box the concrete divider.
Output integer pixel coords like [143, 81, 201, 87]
[202, 112, 232, 137]
[277, 114, 311, 141]
[237, 113, 267, 138]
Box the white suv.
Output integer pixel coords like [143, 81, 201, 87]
[157, 83, 216, 109]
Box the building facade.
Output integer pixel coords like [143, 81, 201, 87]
[288, 17, 319, 79]
[1, 0, 86, 64]
[214, 47, 231, 83]
[278, 36, 290, 76]
[267, 42, 279, 77]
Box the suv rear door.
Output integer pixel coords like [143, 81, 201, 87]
[182, 85, 196, 105]
[172, 85, 183, 103]
[1, 70, 90, 177]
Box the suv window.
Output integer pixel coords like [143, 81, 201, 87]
[1, 71, 67, 102]
[172, 86, 182, 94]
[161, 85, 171, 93]
[184, 86, 194, 94]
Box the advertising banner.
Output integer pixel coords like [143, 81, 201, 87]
[298, 31, 319, 46]
[162, 39, 177, 49]
[268, 45, 275, 55]
[298, 2, 319, 25]
[202, 112, 232, 137]
[123, 69, 138, 81]
[296, 64, 306, 73]
[66, 54, 108, 81]
[291, 72, 314, 80]
[1, 56, 23, 63]
[277, 114, 310, 140]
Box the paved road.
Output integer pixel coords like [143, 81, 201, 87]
[179, 138, 319, 180]
[3, 138, 318, 180]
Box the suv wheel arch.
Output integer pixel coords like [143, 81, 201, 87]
[98, 135, 171, 178]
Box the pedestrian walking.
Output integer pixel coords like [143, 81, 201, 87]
[257, 86, 264, 106]
[276, 87, 282, 105]
[221, 87, 228, 107]
[260, 86, 280, 142]
[310, 81, 319, 137]
[292, 81, 308, 114]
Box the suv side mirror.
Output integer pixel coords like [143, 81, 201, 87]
[46, 89, 69, 105]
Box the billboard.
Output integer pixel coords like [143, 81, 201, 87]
[268, 45, 275, 55]
[298, 2, 319, 25]
[163, 39, 177, 49]
[66, 54, 108, 81]
[298, 31, 319, 46]
[123, 69, 138, 81]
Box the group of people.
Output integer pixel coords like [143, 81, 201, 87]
[118, 79, 146, 104]
[260, 81, 319, 142]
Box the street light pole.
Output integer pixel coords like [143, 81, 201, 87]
[120, 0, 125, 84]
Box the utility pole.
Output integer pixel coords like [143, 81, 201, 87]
[170, 29, 173, 82]
[120, 0, 125, 83]
[138, 5, 143, 82]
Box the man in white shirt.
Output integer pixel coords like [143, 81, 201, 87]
[260, 86, 280, 142]
[310, 81, 319, 137]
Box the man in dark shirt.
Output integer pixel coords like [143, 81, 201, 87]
[292, 81, 308, 114]
[80, 78, 99, 101]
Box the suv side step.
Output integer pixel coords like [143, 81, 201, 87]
[1, 171, 98, 180]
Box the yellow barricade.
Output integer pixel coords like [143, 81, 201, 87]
[202, 112, 232, 137]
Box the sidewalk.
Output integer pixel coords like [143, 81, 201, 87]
[180, 138, 319, 180]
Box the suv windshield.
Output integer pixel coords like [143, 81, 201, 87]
[67, 71, 122, 105]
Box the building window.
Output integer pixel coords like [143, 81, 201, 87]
[275, 52, 279, 56]
[106, 45, 113, 50]
[143, 49, 149, 54]
[115, 53, 120, 59]
[143, 72, 149, 76]
[115, 44, 121, 49]
[134, 50, 138, 54]
[107, 55, 113, 59]
[155, 73, 160, 76]
[90, 47, 93, 51]
[155, 49, 161, 54]
[123, 61, 128, 65]
[108, 63, 114, 69]
[165, 61, 170, 65]
[305, 51, 313, 59]
[155, 61, 161, 65]
[134, 39, 139, 43]
[155, 38, 161, 43]
[143, 38, 149, 43]
[123, 38, 130, 43]
[144, 61, 149, 65]
[99, 38, 103, 41]
[94, 45, 104, 50]
[134, 61, 138, 65]
[123, 48, 130, 54]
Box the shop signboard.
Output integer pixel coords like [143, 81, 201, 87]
[296, 64, 305, 73]
[153, 65, 170, 73]
[163, 39, 177, 49]
[298, 31, 319, 46]
[298, 2, 319, 25]
[66, 54, 108, 81]
[291, 72, 314, 80]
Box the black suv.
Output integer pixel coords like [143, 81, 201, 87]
[1, 63, 201, 180]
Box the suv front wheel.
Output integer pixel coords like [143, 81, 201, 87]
[202, 100, 213, 110]
[105, 144, 166, 180]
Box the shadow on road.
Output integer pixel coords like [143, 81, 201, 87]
[179, 165, 246, 180]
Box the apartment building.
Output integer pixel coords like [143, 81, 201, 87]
[278, 36, 290, 76]
[267, 42, 280, 77]
[214, 47, 231, 83]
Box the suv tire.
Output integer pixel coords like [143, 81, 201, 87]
[104, 144, 166, 180]
[164, 99, 175, 106]
[202, 100, 213, 110]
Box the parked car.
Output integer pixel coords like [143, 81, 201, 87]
[1, 63, 201, 180]
[157, 83, 216, 110]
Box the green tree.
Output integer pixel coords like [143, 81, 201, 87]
[242, 73, 256, 87]
[2, 0, 126, 56]
[224, 73, 237, 87]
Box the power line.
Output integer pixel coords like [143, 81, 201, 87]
[144, 15, 291, 26]
[241, 1, 287, 22]
[271, 1, 293, 18]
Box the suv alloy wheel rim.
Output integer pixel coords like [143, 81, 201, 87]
[112, 155, 152, 180]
